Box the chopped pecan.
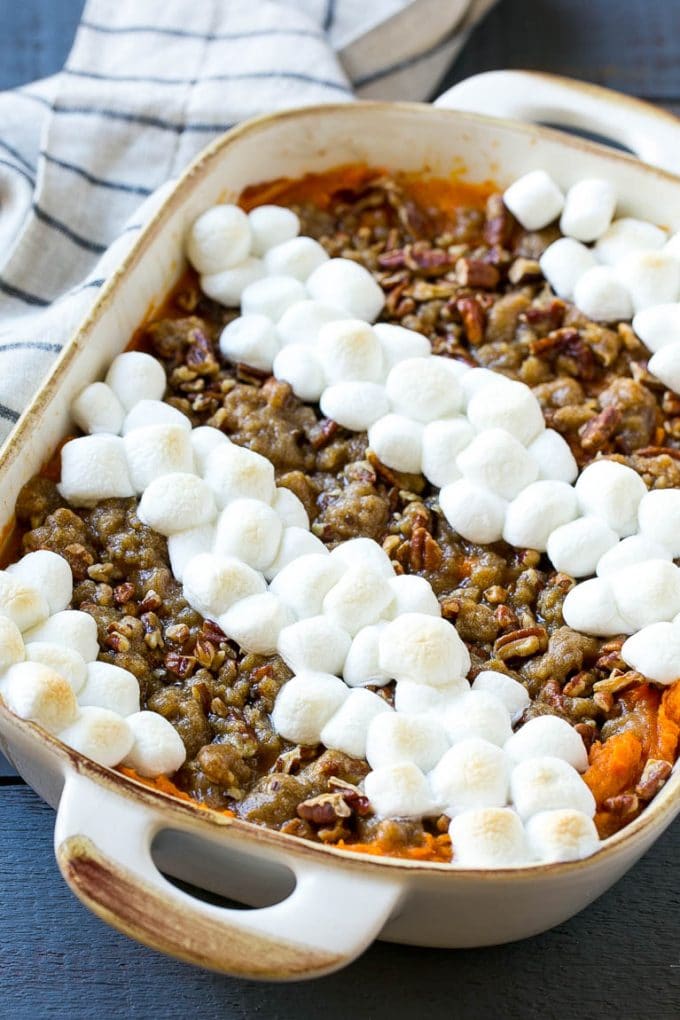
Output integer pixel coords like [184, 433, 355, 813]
[440, 597, 461, 619]
[165, 623, 190, 645]
[138, 589, 162, 613]
[87, 562, 114, 583]
[578, 406, 622, 453]
[508, 257, 541, 285]
[201, 618, 227, 644]
[192, 681, 212, 714]
[592, 669, 644, 696]
[194, 638, 216, 669]
[594, 648, 627, 672]
[523, 299, 565, 331]
[495, 604, 519, 630]
[165, 651, 197, 679]
[455, 296, 486, 345]
[484, 585, 508, 605]
[64, 542, 94, 580]
[603, 793, 639, 818]
[455, 257, 500, 289]
[494, 626, 548, 660]
[409, 526, 442, 571]
[483, 194, 513, 247]
[635, 758, 672, 801]
[104, 631, 130, 653]
[310, 418, 339, 449]
[296, 792, 352, 825]
[562, 670, 595, 697]
[113, 582, 136, 605]
[329, 777, 372, 815]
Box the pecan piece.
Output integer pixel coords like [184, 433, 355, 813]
[165, 651, 197, 679]
[455, 296, 486, 346]
[592, 669, 643, 696]
[603, 793, 639, 818]
[113, 582, 136, 605]
[296, 792, 352, 825]
[578, 406, 622, 453]
[409, 526, 442, 571]
[508, 257, 541, 285]
[138, 589, 162, 613]
[494, 626, 548, 660]
[635, 758, 672, 801]
[329, 776, 372, 816]
[455, 257, 500, 289]
[483, 194, 513, 247]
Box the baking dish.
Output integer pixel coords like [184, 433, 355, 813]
[2, 71, 680, 980]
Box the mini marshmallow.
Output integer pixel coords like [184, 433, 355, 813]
[539, 237, 596, 299]
[219, 314, 280, 372]
[525, 808, 600, 863]
[0, 617, 24, 673]
[0, 572, 49, 632]
[248, 205, 300, 256]
[122, 399, 191, 435]
[546, 515, 619, 577]
[272, 487, 309, 530]
[596, 533, 672, 577]
[273, 343, 326, 402]
[59, 435, 135, 507]
[439, 479, 508, 544]
[320, 381, 389, 431]
[373, 323, 431, 371]
[379, 613, 468, 688]
[466, 379, 545, 446]
[219, 592, 293, 655]
[387, 574, 440, 618]
[60, 707, 135, 767]
[271, 671, 349, 744]
[206, 442, 275, 507]
[105, 351, 166, 412]
[666, 232, 680, 259]
[24, 642, 87, 695]
[182, 554, 265, 618]
[24, 610, 99, 662]
[306, 257, 385, 322]
[503, 170, 564, 231]
[320, 688, 391, 759]
[633, 303, 680, 353]
[137, 473, 216, 536]
[317, 319, 383, 384]
[276, 299, 350, 347]
[503, 480, 579, 551]
[123, 424, 194, 492]
[527, 428, 578, 483]
[472, 671, 529, 724]
[457, 429, 539, 501]
[343, 624, 391, 688]
[510, 756, 596, 822]
[1, 661, 77, 733]
[269, 553, 341, 619]
[574, 459, 647, 537]
[365, 711, 449, 773]
[264, 236, 329, 282]
[505, 715, 588, 772]
[386, 357, 462, 423]
[394, 679, 468, 715]
[71, 382, 125, 435]
[122, 711, 186, 776]
[323, 565, 394, 636]
[6, 550, 73, 614]
[167, 523, 215, 582]
[364, 761, 434, 818]
[368, 414, 423, 474]
[559, 178, 616, 242]
[201, 258, 266, 306]
[594, 216, 667, 265]
[214, 498, 282, 570]
[648, 341, 680, 395]
[277, 615, 351, 676]
[637, 488, 680, 556]
[187, 204, 251, 274]
[78, 661, 140, 716]
[241, 275, 307, 322]
[429, 738, 509, 811]
[613, 559, 680, 630]
[329, 537, 395, 579]
[420, 417, 475, 488]
[190, 426, 229, 475]
[617, 249, 680, 313]
[263, 526, 328, 581]
[449, 807, 530, 868]
[573, 265, 633, 322]
[621, 621, 680, 684]
[444, 690, 512, 747]
[562, 577, 629, 636]
[460, 367, 513, 407]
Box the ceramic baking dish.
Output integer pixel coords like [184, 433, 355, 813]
[2, 71, 680, 981]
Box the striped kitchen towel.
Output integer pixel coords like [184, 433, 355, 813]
[0, 0, 495, 442]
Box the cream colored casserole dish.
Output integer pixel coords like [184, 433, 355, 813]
[2, 71, 680, 980]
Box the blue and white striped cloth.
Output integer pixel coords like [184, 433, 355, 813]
[0, 0, 495, 442]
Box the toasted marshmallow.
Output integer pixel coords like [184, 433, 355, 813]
[421, 417, 475, 488]
[329, 537, 395, 579]
[617, 249, 680, 313]
[449, 807, 530, 868]
[613, 559, 680, 630]
[342, 624, 391, 688]
[466, 380, 545, 446]
[394, 678, 468, 715]
[206, 442, 275, 507]
[574, 459, 646, 537]
[637, 488, 680, 556]
[596, 533, 672, 577]
[271, 671, 349, 744]
[379, 613, 468, 688]
[648, 341, 680, 395]
[368, 414, 423, 473]
[263, 526, 327, 581]
[366, 711, 449, 772]
[122, 399, 191, 435]
[439, 479, 508, 544]
[573, 265, 633, 321]
[306, 257, 384, 322]
[527, 428, 578, 483]
[621, 621, 680, 684]
[25, 642, 87, 694]
[182, 554, 265, 618]
[105, 351, 166, 411]
[1, 661, 77, 733]
[213, 498, 282, 571]
[241, 275, 307, 322]
[78, 661, 140, 716]
[505, 715, 588, 772]
[457, 429, 539, 501]
[201, 258, 266, 305]
[58, 435, 135, 507]
[503, 170, 564, 231]
[386, 357, 462, 423]
[167, 522, 216, 582]
[374, 323, 431, 371]
[6, 550, 73, 615]
[320, 688, 391, 759]
[317, 319, 383, 384]
[272, 343, 326, 401]
[323, 565, 394, 636]
[387, 574, 440, 618]
[24, 610, 99, 662]
[269, 553, 341, 620]
[137, 473, 216, 536]
[539, 237, 596, 300]
[559, 178, 616, 242]
[364, 761, 434, 818]
[546, 515, 619, 577]
[121, 710, 186, 776]
[633, 302, 680, 353]
[0, 617, 24, 673]
[444, 690, 512, 747]
[248, 205, 300, 256]
[218, 314, 280, 372]
[594, 217, 667, 265]
[562, 576, 628, 636]
[272, 487, 309, 530]
[459, 367, 513, 408]
[276, 299, 350, 347]
[510, 756, 595, 822]
[186, 204, 251, 273]
[277, 615, 351, 676]
[430, 738, 509, 811]
[320, 381, 389, 431]
[219, 592, 293, 654]
[59, 707, 134, 767]
[264, 236, 328, 282]
[71, 382, 125, 435]
[503, 480, 579, 551]
[0, 572, 49, 632]
[472, 671, 529, 723]
[190, 426, 229, 475]
[123, 424, 194, 493]
[525, 808, 599, 862]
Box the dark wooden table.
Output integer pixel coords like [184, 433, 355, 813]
[2, 2, 680, 1017]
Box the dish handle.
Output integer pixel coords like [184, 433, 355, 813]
[433, 70, 680, 173]
[54, 772, 402, 980]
